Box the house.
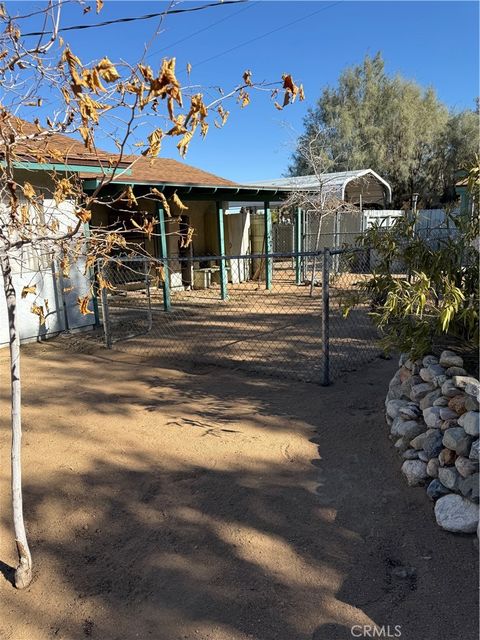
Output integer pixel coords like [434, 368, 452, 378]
[0, 119, 291, 345]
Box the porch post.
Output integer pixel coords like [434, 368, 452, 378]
[156, 203, 171, 312]
[294, 207, 302, 285]
[216, 201, 228, 300]
[264, 201, 272, 289]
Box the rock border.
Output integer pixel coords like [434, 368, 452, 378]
[386, 350, 479, 534]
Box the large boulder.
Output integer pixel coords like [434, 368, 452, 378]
[434, 494, 479, 533]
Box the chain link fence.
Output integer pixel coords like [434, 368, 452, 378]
[95, 248, 380, 385]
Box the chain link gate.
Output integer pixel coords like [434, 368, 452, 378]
[97, 248, 380, 384]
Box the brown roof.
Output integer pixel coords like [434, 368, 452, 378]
[3, 116, 237, 187]
[113, 156, 238, 187]
[0, 116, 123, 167]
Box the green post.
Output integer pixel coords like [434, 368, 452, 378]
[294, 207, 302, 285]
[264, 201, 272, 290]
[216, 201, 228, 300]
[156, 204, 171, 312]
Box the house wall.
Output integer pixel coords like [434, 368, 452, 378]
[345, 177, 388, 207]
[1, 193, 95, 347]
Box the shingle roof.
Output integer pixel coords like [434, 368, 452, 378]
[2, 116, 238, 187]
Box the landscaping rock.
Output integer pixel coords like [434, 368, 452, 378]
[394, 437, 410, 454]
[419, 389, 442, 410]
[465, 395, 479, 412]
[442, 428, 472, 456]
[398, 353, 409, 367]
[440, 407, 458, 421]
[418, 451, 429, 462]
[433, 396, 449, 407]
[441, 380, 463, 398]
[392, 419, 424, 440]
[439, 448, 456, 467]
[459, 473, 479, 502]
[455, 456, 479, 478]
[410, 432, 429, 450]
[402, 449, 419, 460]
[441, 418, 458, 432]
[432, 374, 447, 389]
[446, 366, 468, 377]
[422, 355, 439, 367]
[448, 395, 468, 416]
[427, 457, 440, 478]
[427, 479, 450, 500]
[458, 411, 480, 437]
[386, 399, 410, 419]
[469, 439, 479, 461]
[434, 494, 479, 533]
[411, 382, 434, 402]
[401, 460, 428, 486]
[439, 350, 464, 369]
[423, 406, 443, 428]
[399, 404, 422, 420]
[453, 375, 480, 396]
[420, 365, 445, 383]
[423, 429, 444, 459]
[438, 466, 462, 491]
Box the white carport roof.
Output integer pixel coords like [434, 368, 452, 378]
[248, 169, 392, 203]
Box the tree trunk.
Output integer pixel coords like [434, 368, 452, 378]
[0, 251, 33, 589]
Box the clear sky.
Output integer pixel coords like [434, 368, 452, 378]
[8, 0, 480, 183]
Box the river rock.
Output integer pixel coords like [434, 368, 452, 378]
[392, 418, 424, 440]
[419, 389, 442, 410]
[386, 399, 410, 419]
[402, 449, 419, 460]
[438, 466, 462, 491]
[465, 395, 479, 411]
[441, 419, 458, 432]
[410, 432, 429, 450]
[453, 376, 480, 398]
[394, 437, 410, 454]
[441, 380, 463, 398]
[439, 448, 456, 467]
[458, 411, 480, 437]
[440, 407, 458, 421]
[446, 366, 467, 377]
[434, 494, 479, 532]
[439, 350, 464, 369]
[427, 479, 450, 500]
[459, 473, 479, 502]
[443, 428, 472, 456]
[448, 395, 468, 416]
[398, 353, 409, 367]
[420, 365, 445, 383]
[427, 457, 440, 478]
[411, 382, 435, 402]
[399, 404, 422, 420]
[469, 439, 479, 461]
[433, 396, 449, 407]
[423, 429, 444, 458]
[422, 355, 439, 367]
[423, 407, 443, 428]
[455, 456, 479, 478]
[401, 460, 428, 486]
[432, 374, 447, 389]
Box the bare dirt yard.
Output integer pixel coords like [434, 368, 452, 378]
[0, 341, 477, 640]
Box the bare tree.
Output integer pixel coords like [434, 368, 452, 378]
[0, 0, 303, 588]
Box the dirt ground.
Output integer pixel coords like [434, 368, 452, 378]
[0, 341, 477, 640]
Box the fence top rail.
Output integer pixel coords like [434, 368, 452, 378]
[101, 249, 336, 264]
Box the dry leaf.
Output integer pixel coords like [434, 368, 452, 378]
[31, 304, 46, 325]
[75, 208, 91, 223]
[143, 127, 164, 158]
[78, 295, 94, 315]
[243, 70, 252, 86]
[150, 189, 171, 217]
[21, 285, 36, 298]
[53, 177, 75, 205]
[122, 185, 137, 208]
[177, 130, 193, 158]
[274, 102, 283, 111]
[171, 193, 188, 211]
[96, 57, 120, 83]
[22, 182, 36, 200]
[186, 62, 192, 76]
[96, 0, 104, 13]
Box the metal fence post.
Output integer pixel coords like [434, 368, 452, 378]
[322, 249, 330, 386]
[100, 283, 112, 349]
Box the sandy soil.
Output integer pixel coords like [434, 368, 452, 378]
[0, 342, 477, 640]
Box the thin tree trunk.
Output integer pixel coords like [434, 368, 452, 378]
[0, 251, 33, 589]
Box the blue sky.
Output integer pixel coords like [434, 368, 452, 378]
[9, 0, 480, 182]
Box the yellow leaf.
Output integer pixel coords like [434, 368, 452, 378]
[96, 0, 104, 14]
[143, 127, 164, 158]
[96, 57, 120, 83]
[177, 130, 193, 158]
[75, 208, 91, 223]
[21, 285, 36, 298]
[78, 295, 94, 315]
[60, 255, 70, 278]
[31, 304, 46, 325]
[22, 182, 36, 200]
[171, 193, 188, 212]
[243, 69, 252, 86]
[149, 189, 171, 217]
[122, 185, 137, 208]
[53, 177, 75, 206]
